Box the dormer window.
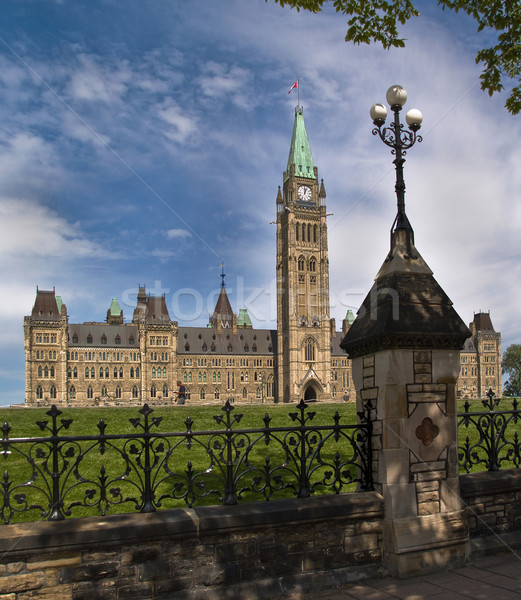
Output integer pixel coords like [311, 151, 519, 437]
[185, 343, 190, 352]
[115, 335, 121, 345]
[101, 335, 107, 345]
[202, 343, 207, 352]
[244, 345, 249, 352]
[129, 336, 134, 345]
[72, 334, 78, 344]
[87, 334, 93, 344]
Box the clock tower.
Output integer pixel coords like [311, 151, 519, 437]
[276, 105, 331, 402]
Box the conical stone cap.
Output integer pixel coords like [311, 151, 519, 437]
[340, 228, 470, 358]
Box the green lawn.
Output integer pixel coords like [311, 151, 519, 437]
[0, 401, 365, 524]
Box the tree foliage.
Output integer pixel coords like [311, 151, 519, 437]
[502, 344, 521, 396]
[268, 0, 521, 114]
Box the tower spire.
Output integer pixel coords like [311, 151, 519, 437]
[286, 105, 315, 181]
[220, 261, 226, 288]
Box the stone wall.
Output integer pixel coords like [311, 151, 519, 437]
[460, 469, 521, 556]
[0, 493, 384, 600]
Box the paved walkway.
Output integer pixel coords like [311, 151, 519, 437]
[301, 554, 521, 599]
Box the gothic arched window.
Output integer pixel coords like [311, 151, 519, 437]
[305, 338, 316, 362]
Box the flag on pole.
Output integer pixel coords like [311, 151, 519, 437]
[288, 81, 298, 94]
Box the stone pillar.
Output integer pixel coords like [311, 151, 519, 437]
[342, 228, 471, 577]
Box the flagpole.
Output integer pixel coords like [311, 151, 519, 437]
[297, 79, 300, 107]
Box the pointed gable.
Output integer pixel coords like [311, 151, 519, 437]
[210, 286, 234, 329]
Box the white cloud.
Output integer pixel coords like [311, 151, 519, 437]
[67, 54, 131, 103]
[0, 132, 63, 193]
[0, 197, 111, 260]
[198, 62, 252, 109]
[166, 228, 192, 240]
[157, 99, 198, 144]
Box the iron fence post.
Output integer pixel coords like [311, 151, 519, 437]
[296, 400, 310, 498]
[140, 405, 156, 513]
[48, 406, 65, 521]
[222, 401, 238, 505]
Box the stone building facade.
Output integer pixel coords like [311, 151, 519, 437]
[458, 312, 502, 398]
[23, 106, 501, 406]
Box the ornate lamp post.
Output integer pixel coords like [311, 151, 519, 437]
[370, 85, 422, 258]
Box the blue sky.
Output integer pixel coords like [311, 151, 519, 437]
[0, 1, 519, 405]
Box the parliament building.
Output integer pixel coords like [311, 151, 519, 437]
[23, 107, 502, 406]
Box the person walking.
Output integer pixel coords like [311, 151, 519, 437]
[176, 380, 186, 405]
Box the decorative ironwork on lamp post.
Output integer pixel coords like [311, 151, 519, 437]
[370, 85, 423, 259]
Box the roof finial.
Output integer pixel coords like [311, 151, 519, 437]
[220, 261, 226, 288]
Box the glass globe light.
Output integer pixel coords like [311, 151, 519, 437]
[406, 108, 423, 131]
[386, 85, 407, 107]
[370, 103, 387, 124]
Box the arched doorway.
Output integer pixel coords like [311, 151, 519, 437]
[304, 385, 317, 402]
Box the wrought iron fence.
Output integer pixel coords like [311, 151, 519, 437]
[0, 400, 372, 524]
[458, 390, 521, 473]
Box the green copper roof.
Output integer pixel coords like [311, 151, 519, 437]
[345, 309, 355, 324]
[109, 298, 122, 316]
[237, 308, 252, 327]
[286, 106, 315, 181]
[56, 296, 63, 314]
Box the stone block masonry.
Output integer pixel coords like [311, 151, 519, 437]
[460, 469, 521, 557]
[0, 493, 384, 600]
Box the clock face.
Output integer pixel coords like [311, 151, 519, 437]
[297, 185, 312, 202]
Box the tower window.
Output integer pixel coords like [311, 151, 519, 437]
[305, 338, 316, 362]
[298, 256, 305, 271]
[296, 223, 299, 241]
